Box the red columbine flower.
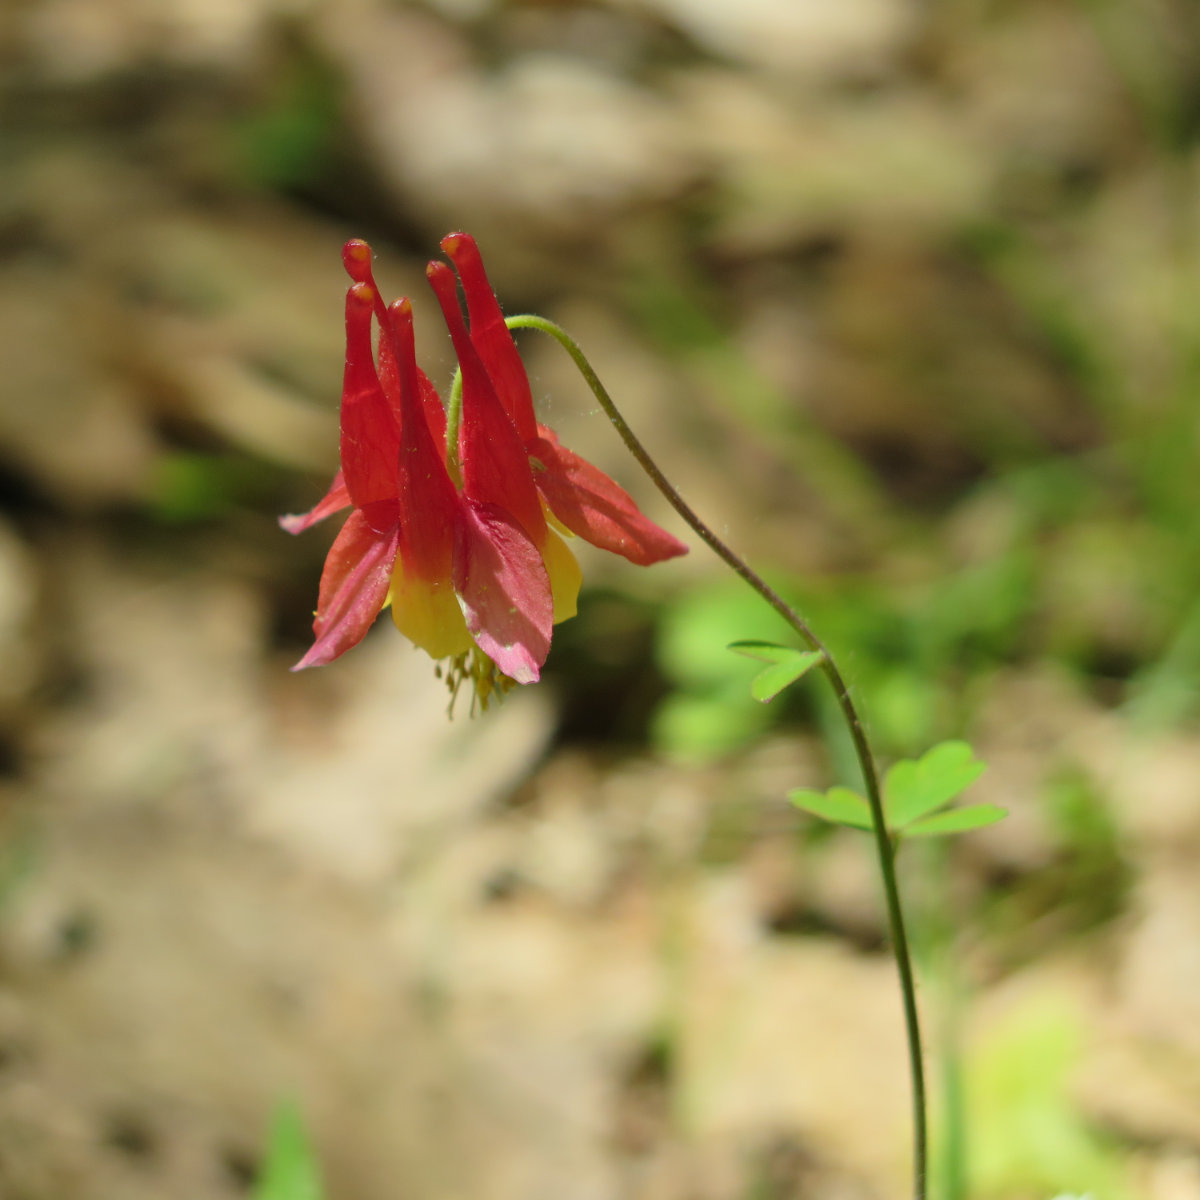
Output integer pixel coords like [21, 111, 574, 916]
[283, 234, 685, 708]
[283, 240, 557, 705]
[438, 232, 688, 567]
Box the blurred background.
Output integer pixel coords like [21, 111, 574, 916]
[2, 0, 1200, 1197]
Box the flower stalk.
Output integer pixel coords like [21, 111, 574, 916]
[506, 313, 928, 1200]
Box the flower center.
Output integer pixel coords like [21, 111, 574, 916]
[433, 647, 518, 716]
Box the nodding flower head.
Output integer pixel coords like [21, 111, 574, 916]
[281, 235, 685, 712]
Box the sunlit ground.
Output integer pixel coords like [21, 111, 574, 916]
[2, 1, 1200, 1197]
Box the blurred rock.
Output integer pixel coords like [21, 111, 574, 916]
[0, 260, 158, 507]
[639, 0, 914, 80]
[954, 4, 1129, 172]
[670, 69, 991, 249]
[3, 0, 1200, 1195]
[1080, 1032, 1200, 1150]
[321, 5, 694, 243]
[14, 0, 299, 81]
[0, 145, 370, 498]
[1071, 166, 1200, 404]
[1145, 1151, 1200, 1200]
[248, 643, 555, 886]
[1116, 863, 1200, 1059]
[960, 668, 1111, 874]
[676, 877, 908, 1196]
[0, 518, 40, 713]
[1108, 733, 1200, 849]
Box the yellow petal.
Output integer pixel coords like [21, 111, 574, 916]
[543, 502, 576, 540]
[389, 555, 474, 660]
[541, 528, 582, 626]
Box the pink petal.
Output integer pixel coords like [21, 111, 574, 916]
[454, 501, 553, 684]
[293, 510, 400, 669]
[279, 470, 350, 534]
[528, 430, 688, 566]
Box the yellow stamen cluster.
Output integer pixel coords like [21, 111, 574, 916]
[433, 648, 518, 716]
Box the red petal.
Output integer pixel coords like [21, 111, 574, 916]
[293, 510, 400, 669]
[416, 366, 448, 452]
[340, 283, 401, 532]
[454, 501, 552, 684]
[389, 298, 461, 580]
[528, 429, 688, 565]
[345, 241, 418, 453]
[377, 307, 448, 455]
[427, 261, 546, 544]
[388, 299, 448, 452]
[279, 470, 350, 534]
[440, 232, 538, 443]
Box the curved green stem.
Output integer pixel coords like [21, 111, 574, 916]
[507, 312, 927, 1200]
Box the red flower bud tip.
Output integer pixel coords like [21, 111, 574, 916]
[440, 232, 467, 257]
[347, 280, 375, 311]
[344, 241, 394, 332]
[425, 259, 454, 291]
[342, 239, 374, 283]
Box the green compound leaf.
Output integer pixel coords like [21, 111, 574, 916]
[728, 642, 824, 703]
[884, 740, 987, 830]
[788, 786, 874, 831]
[901, 804, 1008, 839]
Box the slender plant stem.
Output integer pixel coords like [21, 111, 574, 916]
[507, 313, 928, 1200]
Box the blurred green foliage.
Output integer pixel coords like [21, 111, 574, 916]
[253, 1101, 324, 1200]
[227, 43, 342, 191]
[652, 583, 785, 761]
[651, 563, 1027, 768]
[967, 991, 1130, 1200]
[149, 451, 295, 524]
